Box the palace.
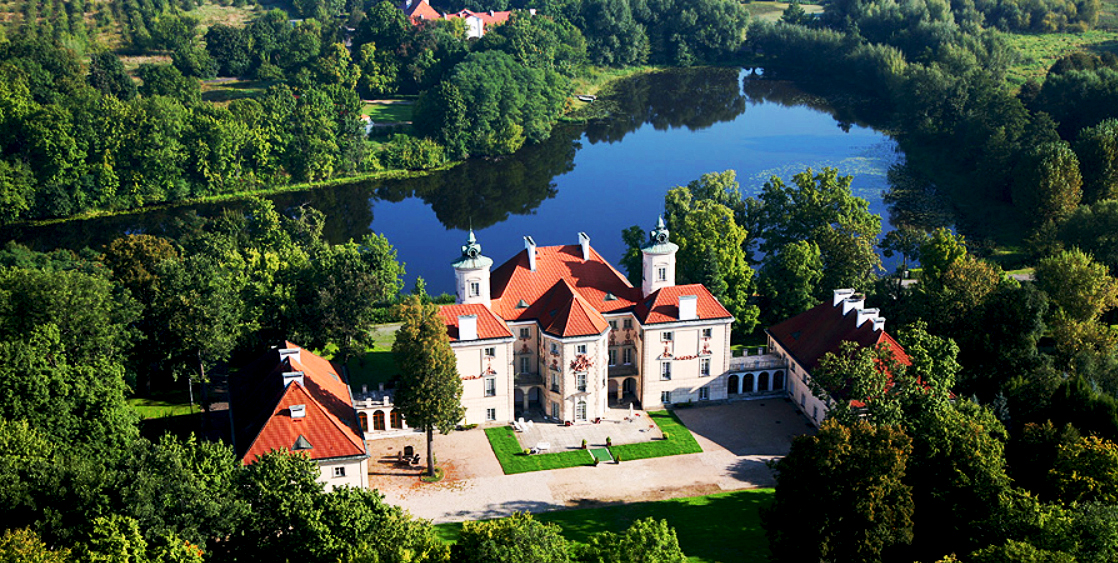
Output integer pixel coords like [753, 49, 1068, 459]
[430, 218, 790, 426]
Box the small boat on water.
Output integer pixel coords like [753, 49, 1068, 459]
[575, 94, 596, 102]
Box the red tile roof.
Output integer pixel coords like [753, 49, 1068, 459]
[448, 8, 512, 24]
[529, 279, 611, 337]
[767, 300, 911, 373]
[490, 244, 640, 322]
[634, 284, 733, 325]
[232, 343, 366, 465]
[439, 303, 514, 341]
[402, 0, 441, 21]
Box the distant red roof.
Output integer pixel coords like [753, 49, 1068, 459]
[399, 0, 511, 27]
[767, 301, 910, 373]
[634, 284, 733, 325]
[440, 303, 514, 341]
[447, 8, 511, 24]
[231, 343, 367, 465]
[402, 0, 441, 22]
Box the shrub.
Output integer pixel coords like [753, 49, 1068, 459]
[663, 432, 670, 440]
[375, 135, 448, 171]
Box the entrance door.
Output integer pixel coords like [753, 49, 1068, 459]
[728, 374, 739, 394]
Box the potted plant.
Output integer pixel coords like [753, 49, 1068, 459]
[615, 454, 622, 464]
[662, 432, 670, 440]
[606, 436, 612, 447]
[593, 458, 600, 466]
[581, 439, 587, 449]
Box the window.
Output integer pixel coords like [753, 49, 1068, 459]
[660, 362, 672, 380]
[700, 358, 711, 377]
[484, 377, 496, 396]
[577, 373, 587, 392]
[702, 328, 712, 339]
[520, 356, 531, 374]
[484, 347, 495, 357]
[608, 349, 617, 366]
[662, 332, 673, 342]
[661, 390, 672, 404]
[519, 328, 530, 339]
[623, 347, 633, 365]
[623, 319, 633, 329]
[699, 387, 710, 400]
[657, 266, 667, 281]
[469, 281, 480, 297]
[551, 373, 559, 393]
[576, 344, 587, 354]
[551, 401, 559, 419]
[550, 342, 558, 354]
[800, 393, 805, 407]
[609, 320, 617, 330]
[486, 408, 496, 421]
[576, 399, 587, 421]
[391, 410, 403, 429]
[333, 466, 346, 478]
[813, 405, 819, 421]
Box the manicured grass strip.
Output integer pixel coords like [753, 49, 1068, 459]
[128, 397, 201, 420]
[589, 447, 612, 462]
[361, 103, 414, 123]
[610, 410, 702, 461]
[433, 488, 775, 563]
[484, 427, 594, 474]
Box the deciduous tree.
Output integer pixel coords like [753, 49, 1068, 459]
[454, 512, 570, 563]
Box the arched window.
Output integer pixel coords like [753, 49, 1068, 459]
[758, 372, 770, 392]
[743, 373, 755, 393]
[390, 410, 403, 429]
[358, 412, 369, 432]
[576, 399, 587, 421]
[728, 374, 740, 394]
[373, 410, 386, 431]
[773, 371, 785, 390]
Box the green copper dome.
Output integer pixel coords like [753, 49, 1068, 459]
[452, 229, 493, 269]
[640, 216, 678, 255]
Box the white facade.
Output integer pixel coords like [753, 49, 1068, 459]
[316, 456, 370, 490]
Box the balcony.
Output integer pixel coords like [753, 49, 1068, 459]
[728, 352, 785, 372]
[608, 364, 638, 378]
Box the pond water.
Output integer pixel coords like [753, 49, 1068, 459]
[4, 68, 901, 294]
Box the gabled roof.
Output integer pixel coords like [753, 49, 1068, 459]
[767, 301, 911, 374]
[402, 0, 441, 21]
[231, 343, 367, 465]
[447, 8, 512, 24]
[528, 279, 611, 337]
[634, 284, 733, 325]
[490, 244, 640, 323]
[439, 303, 514, 342]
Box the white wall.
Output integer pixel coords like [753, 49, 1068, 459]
[317, 457, 368, 490]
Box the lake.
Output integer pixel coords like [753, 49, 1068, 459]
[3, 68, 901, 294]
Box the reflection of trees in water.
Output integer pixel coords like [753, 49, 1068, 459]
[882, 161, 955, 232]
[375, 124, 579, 230]
[584, 67, 747, 144]
[742, 73, 884, 132]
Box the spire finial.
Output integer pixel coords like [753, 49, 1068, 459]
[657, 215, 665, 229]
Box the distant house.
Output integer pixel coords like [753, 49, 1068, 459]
[229, 342, 369, 489]
[398, 0, 516, 38]
[767, 289, 912, 426]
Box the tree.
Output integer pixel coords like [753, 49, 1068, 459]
[1049, 435, 1118, 504]
[137, 63, 200, 104]
[782, 0, 810, 25]
[454, 512, 570, 563]
[205, 24, 253, 77]
[764, 419, 914, 563]
[294, 233, 405, 362]
[749, 167, 882, 294]
[392, 295, 465, 477]
[1035, 248, 1118, 325]
[74, 514, 149, 563]
[758, 240, 823, 325]
[808, 341, 902, 425]
[0, 528, 70, 563]
[0, 160, 36, 225]
[576, 0, 649, 67]
[919, 227, 967, 282]
[574, 518, 688, 563]
[88, 52, 137, 100]
[1060, 200, 1118, 274]
[1074, 118, 1118, 204]
[1012, 141, 1083, 228]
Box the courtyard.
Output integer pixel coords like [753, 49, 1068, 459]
[364, 398, 814, 523]
[513, 407, 662, 452]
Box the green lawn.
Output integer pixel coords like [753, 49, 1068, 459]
[434, 488, 775, 563]
[484, 427, 596, 473]
[1002, 30, 1118, 87]
[361, 102, 414, 123]
[609, 410, 703, 461]
[128, 395, 201, 420]
[485, 410, 701, 473]
[318, 324, 400, 389]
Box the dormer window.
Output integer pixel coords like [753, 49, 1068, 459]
[290, 404, 306, 418]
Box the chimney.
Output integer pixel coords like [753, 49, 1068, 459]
[282, 371, 305, 388]
[524, 236, 537, 271]
[841, 294, 865, 316]
[856, 308, 879, 327]
[458, 314, 478, 341]
[872, 316, 886, 332]
[679, 295, 698, 321]
[578, 232, 591, 260]
[832, 288, 855, 307]
[290, 404, 306, 419]
[278, 346, 301, 364]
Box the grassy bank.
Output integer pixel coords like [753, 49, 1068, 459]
[1002, 29, 1118, 87]
[434, 488, 775, 563]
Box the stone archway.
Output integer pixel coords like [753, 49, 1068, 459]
[743, 373, 755, 393]
[728, 374, 739, 394]
[758, 372, 770, 392]
[773, 371, 785, 390]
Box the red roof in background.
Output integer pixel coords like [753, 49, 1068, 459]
[491, 244, 639, 322]
[448, 8, 512, 24]
[231, 343, 366, 465]
[634, 284, 733, 325]
[402, 0, 441, 21]
[767, 300, 911, 373]
[440, 303, 514, 341]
